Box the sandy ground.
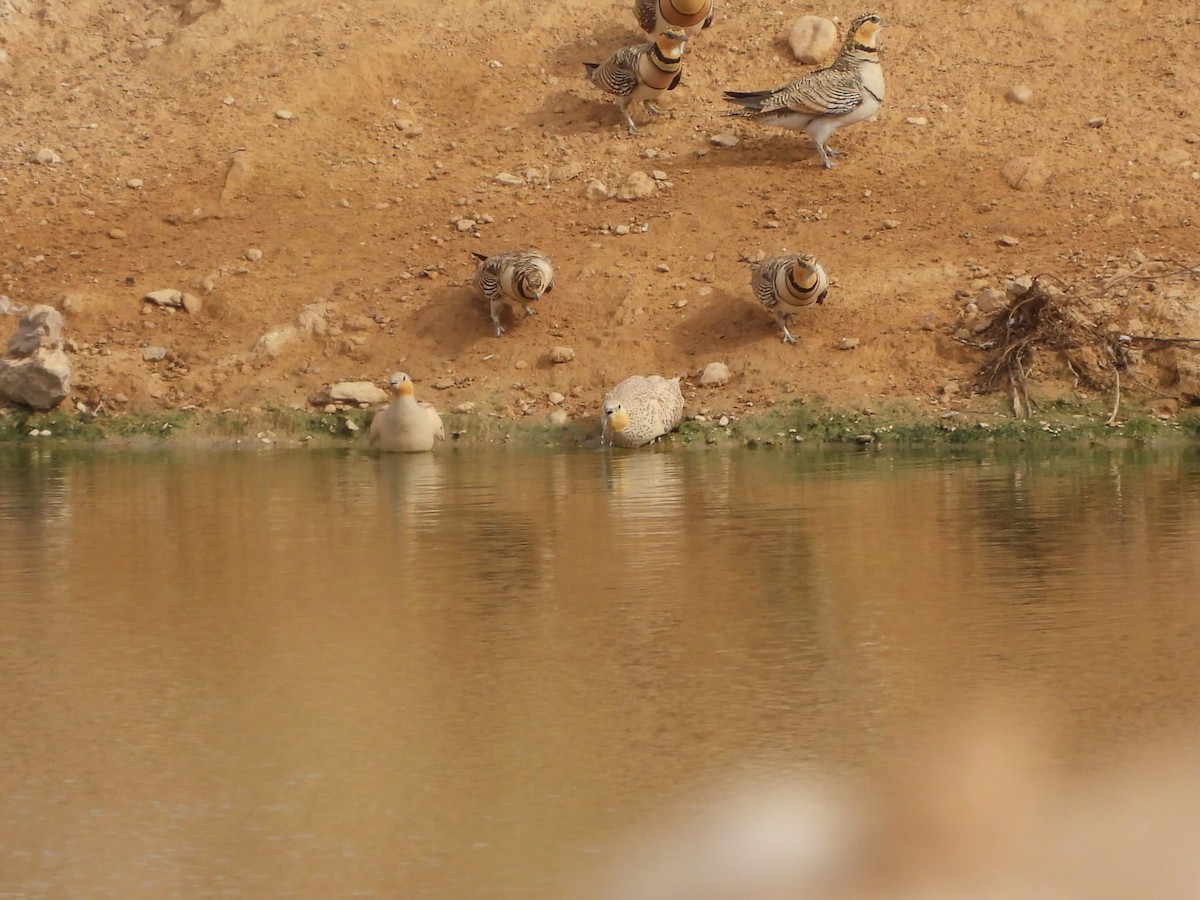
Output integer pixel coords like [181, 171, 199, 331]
[1, 0, 1198, 426]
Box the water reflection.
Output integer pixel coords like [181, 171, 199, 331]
[1, 445, 1199, 898]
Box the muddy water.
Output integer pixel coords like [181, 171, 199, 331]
[2, 444, 1200, 898]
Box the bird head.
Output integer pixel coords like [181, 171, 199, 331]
[604, 402, 632, 434]
[849, 12, 887, 44]
[388, 372, 415, 397]
[656, 27, 689, 54]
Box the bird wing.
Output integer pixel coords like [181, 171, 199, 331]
[634, 0, 657, 32]
[761, 68, 864, 118]
[589, 44, 644, 97]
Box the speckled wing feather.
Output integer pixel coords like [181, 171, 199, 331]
[634, 0, 657, 33]
[758, 68, 864, 118]
[586, 44, 645, 98]
[470, 251, 503, 302]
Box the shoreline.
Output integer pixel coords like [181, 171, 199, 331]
[4, 398, 1198, 451]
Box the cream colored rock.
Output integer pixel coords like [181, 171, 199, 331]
[368, 372, 445, 453]
[789, 16, 837, 64]
[601, 374, 685, 448]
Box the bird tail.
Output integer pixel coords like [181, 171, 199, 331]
[582, 62, 599, 78]
[469, 251, 489, 262]
[723, 89, 772, 114]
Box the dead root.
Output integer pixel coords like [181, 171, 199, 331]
[959, 271, 1200, 420]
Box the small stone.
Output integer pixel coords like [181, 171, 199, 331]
[1087, 116, 1107, 128]
[488, 59, 503, 69]
[614, 224, 631, 235]
[222, 96, 236, 106]
[905, 116, 928, 126]
[34, 148, 62, 165]
[1002, 156, 1050, 191]
[656, 263, 671, 273]
[882, 219, 900, 230]
[549, 409, 569, 426]
[126, 178, 144, 189]
[344, 418, 359, 432]
[455, 218, 476, 232]
[547, 391, 565, 405]
[337, 198, 351, 208]
[788, 16, 838, 64]
[1160, 148, 1191, 167]
[274, 109, 294, 120]
[1007, 85, 1033, 104]
[836, 337, 860, 350]
[651, 170, 668, 181]
[920, 313, 937, 331]
[144, 289, 184, 307]
[142, 346, 168, 362]
[585, 179, 610, 200]
[454, 401, 476, 413]
[998, 234, 1020, 246]
[551, 162, 583, 182]
[494, 172, 524, 186]
[548, 346, 575, 364]
[108, 228, 127, 240]
[181, 294, 202, 315]
[977, 288, 1006, 312]
[709, 133, 739, 148]
[699, 361, 730, 386]
[615, 171, 656, 201]
[432, 377, 456, 389]
[673, 299, 688, 309]
[245, 247, 263, 262]
[330, 381, 388, 405]
[253, 324, 300, 358]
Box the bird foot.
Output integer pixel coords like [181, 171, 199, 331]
[524, 307, 537, 318]
[644, 102, 663, 117]
[781, 331, 798, 345]
[493, 322, 506, 337]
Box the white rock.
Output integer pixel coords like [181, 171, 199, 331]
[0, 305, 71, 410]
[837, 337, 860, 350]
[253, 324, 300, 358]
[34, 148, 61, 165]
[1007, 85, 1033, 104]
[551, 162, 583, 182]
[548, 392, 565, 405]
[274, 109, 294, 120]
[142, 345, 168, 362]
[549, 409, 569, 425]
[699, 362, 730, 386]
[245, 247, 263, 262]
[126, 178, 144, 189]
[905, 116, 929, 126]
[330, 381, 388, 405]
[788, 16, 837, 64]
[548, 346, 575, 364]
[494, 172, 524, 186]
[144, 289, 185, 307]
[585, 179, 610, 200]
[709, 133, 739, 148]
[615, 171, 655, 202]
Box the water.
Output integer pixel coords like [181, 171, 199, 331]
[2, 444, 1200, 898]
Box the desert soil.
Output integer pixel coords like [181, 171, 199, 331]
[1, 0, 1198, 427]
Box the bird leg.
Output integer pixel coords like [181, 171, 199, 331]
[815, 142, 837, 169]
[489, 299, 506, 337]
[776, 313, 798, 344]
[643, 100, 663, 117]
[617, 98, 639, 135]
[523, 305, 537, 318]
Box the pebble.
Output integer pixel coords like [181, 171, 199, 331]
[274, 109, 294, 120]
[614, 224, 631, 235]
[905, 117, 928, 126]
[330, 382, 388, 405]
[142, 346, 168, 362]
[432, 377, 456, 389]
[454, 401, 476, 413]
[1087, 116, 1107, 128]
[788, 16, 837, 64]
[547, 392, 565, 405]
[1002, 156, 1050, 191]
[455, 219, 476, 232]
[222, 96, 236, 106]
[548, 345, 575, 364]
[998, 234, 1020, 247]
[836, 337, 860, 350]
[108, 228, 127, 240]
[585, 179, 610, 200]
[977, 288, 1006, 312]
[882, 219, 900, 229]
[34, 148, 61, 165]
[709, 133, 739, 148]
[673, 299, 688, 309]
[551, 162, 583, 182]
[494, 172, 524, 186]
[699, 361, 730, 386]
[1007, 85, 1033, 104]
[245, 247, 263, 262]
[615, 171, 655, 201]
[144, 288, 185, 307]
[126, 178, 143, 189]
[549, 409, 569, 426]
[656, 263, 671, 273]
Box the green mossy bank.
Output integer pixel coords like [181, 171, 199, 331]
[3, 399, 1199, 450]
